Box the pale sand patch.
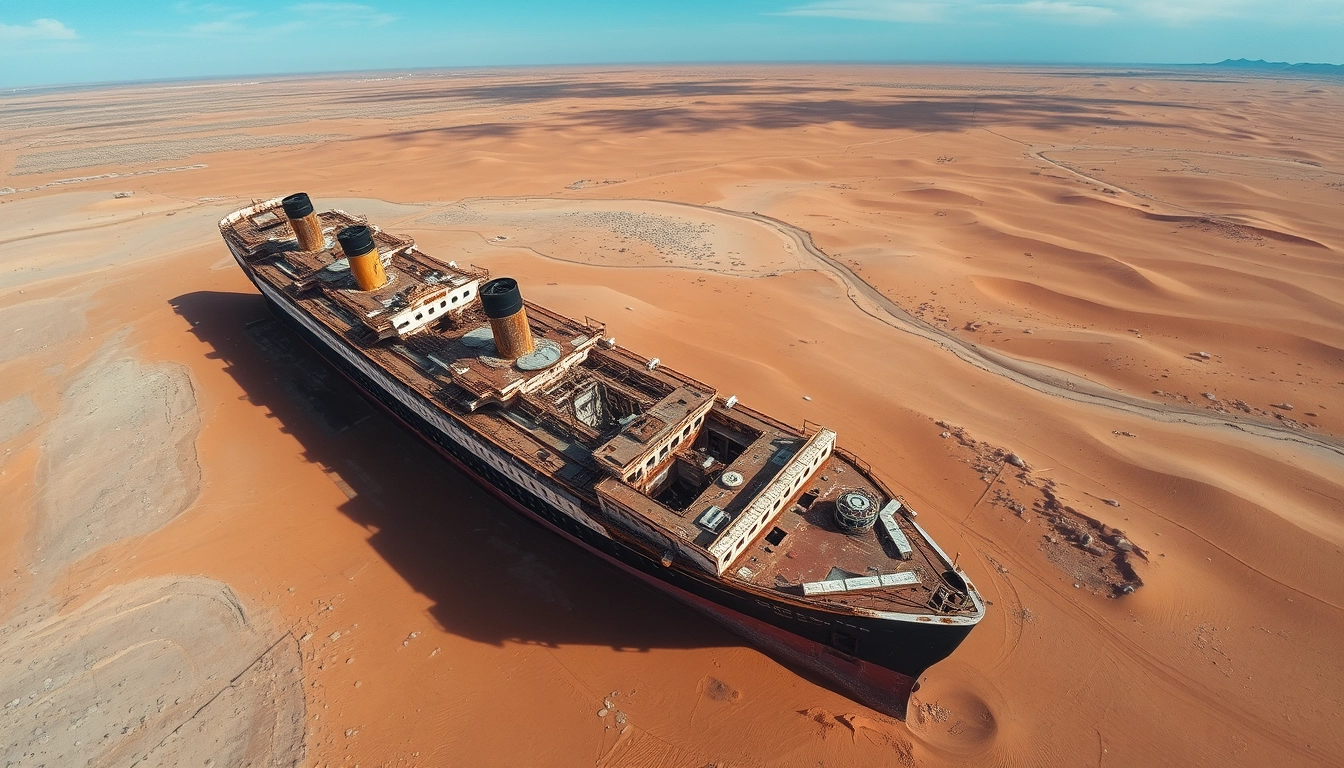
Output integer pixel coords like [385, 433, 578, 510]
[0, 394, 41, 444]
[0, 299, 86, 365]
[33, 352, 200, 579]
[417, 197, 805, 277]
[0, 191, 237, 291]
[0, 576, 304, 767]
[11, 133, 348, 175]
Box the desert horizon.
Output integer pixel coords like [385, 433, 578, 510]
[2, 62, 1342, 766]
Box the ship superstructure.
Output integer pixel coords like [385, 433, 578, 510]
[219, 193, 984, 717]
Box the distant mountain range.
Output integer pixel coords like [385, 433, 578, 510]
[1204, 59, 1344, 76]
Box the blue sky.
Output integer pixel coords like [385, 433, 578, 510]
[2, 1, 1341, 87]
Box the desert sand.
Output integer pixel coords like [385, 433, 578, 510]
[1, 65, 1341, 766]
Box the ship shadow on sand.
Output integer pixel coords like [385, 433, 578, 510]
[171, 289, 735, 653]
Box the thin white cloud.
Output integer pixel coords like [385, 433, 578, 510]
[187, 20, 248, 35]
[1121, 0, 1336, 23]
[173, 2, 239, 13]
[149, 2, 394, 38]
[291, 3, 398, 26]
[779, 0, 1339, 25]
[0, 18, 78, 41]
[779, 1, 949, 23]
[1011, 1, 1115, 23]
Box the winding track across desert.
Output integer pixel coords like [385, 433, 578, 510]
[2, 65, 1342, 766]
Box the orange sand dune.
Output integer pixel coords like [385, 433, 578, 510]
[1, 65, 1341, 766]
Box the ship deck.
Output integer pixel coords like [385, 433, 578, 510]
[220, 198, 981, 623]
[596, 416, 959, 615]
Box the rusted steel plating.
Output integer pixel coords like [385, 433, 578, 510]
[282, 192, 325, 252]
[337, 224, 388, 292]
[480, 277, 536, 359]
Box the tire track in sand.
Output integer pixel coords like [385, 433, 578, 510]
[447, 195, 1344, 462]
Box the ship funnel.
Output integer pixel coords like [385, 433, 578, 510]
[336, 225, 388, 291]
[282, 192, 325, 252]
[480, 278, 535, 359]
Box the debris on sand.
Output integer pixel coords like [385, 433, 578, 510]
[940, 419, 1146, 597]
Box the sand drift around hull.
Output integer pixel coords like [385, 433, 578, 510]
[220, 193, 991, 720]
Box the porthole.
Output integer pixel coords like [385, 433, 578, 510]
[451, 295, 459, 303]
[414, 313, 423, 320]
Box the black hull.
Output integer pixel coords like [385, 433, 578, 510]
[248, 274, 973, 718]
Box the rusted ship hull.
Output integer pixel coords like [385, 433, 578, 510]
[246, 271, 976, 718]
